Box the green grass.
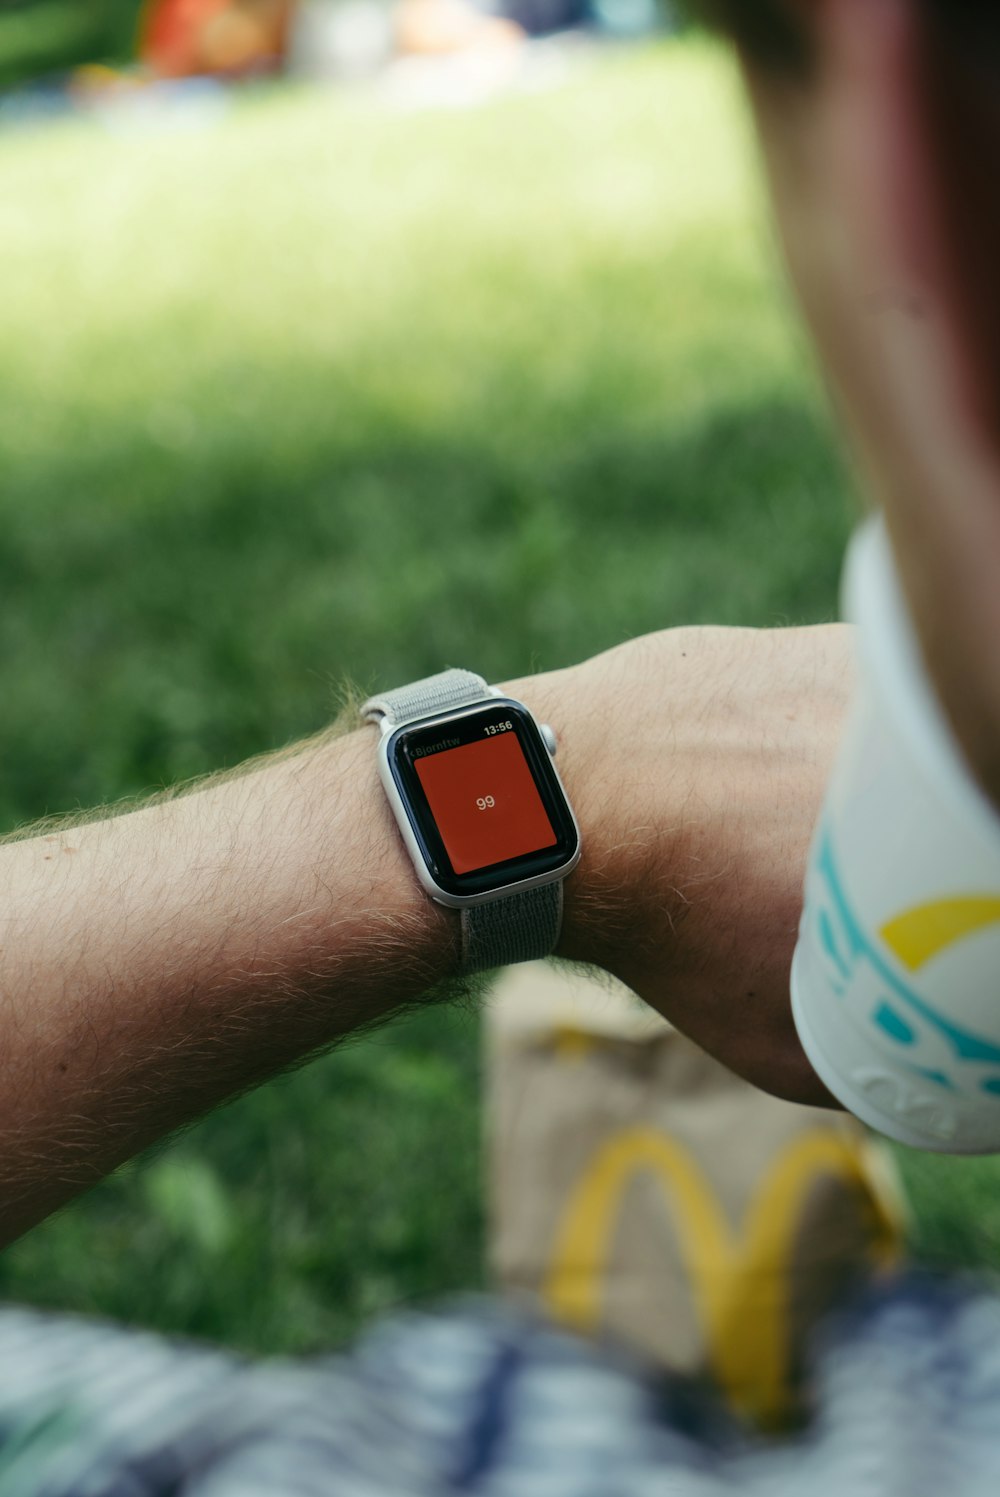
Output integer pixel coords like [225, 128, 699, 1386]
[0, 39, 993, 1352]
[0, 2, 141, 90]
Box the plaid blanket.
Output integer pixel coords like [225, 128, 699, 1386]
[0, 1276, 997, 1495]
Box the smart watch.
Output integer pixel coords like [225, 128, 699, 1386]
[363, 669, 581, 973]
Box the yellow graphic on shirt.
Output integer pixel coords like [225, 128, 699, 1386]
[879, 897, 1000, 973]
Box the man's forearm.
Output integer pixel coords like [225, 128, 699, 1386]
[0, 628, 849, 1245]
[0, 725, 457, 1244]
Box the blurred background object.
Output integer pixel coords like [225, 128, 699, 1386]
[287, 0, 395, 81]
[487, 963, 906, 1431]
[0, 0, 676, 100]
[139, 0, 295, 79]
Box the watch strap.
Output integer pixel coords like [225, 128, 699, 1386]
[363, 668, 565, 974]
[362, 669, 490, 728]
[459, 880, 563, 974]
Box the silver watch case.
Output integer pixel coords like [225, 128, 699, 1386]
[373, 694, 581, 909]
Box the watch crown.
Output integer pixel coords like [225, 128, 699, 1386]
[541, 723, 557, 756]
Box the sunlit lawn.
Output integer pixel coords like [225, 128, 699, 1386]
[0, 39, 989, 1352]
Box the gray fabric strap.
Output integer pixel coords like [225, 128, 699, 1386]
[363, 669, 490, 728]
[459, 880, 563, 975]
[363, 669, 564, 974]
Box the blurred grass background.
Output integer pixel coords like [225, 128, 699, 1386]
[0, 37, 993, 1352]
[0, 1, 142, 90]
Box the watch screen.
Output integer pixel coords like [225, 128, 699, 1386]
[387, 700, 579, 898]
[414, 729, 557, 875]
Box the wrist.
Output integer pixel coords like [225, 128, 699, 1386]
[508, 627, 854, 1107]
[310, 726, 464, 993]
[500, 662, 642, 973]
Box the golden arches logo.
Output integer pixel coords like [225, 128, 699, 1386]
[542, 1126, 899, 1424]
[879, 897, 1000, 973]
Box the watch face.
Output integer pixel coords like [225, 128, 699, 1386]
[385, 700, 579, 899]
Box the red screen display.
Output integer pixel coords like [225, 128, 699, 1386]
[414, 731, 557, 875]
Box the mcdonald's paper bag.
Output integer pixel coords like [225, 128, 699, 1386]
[486, 962, 906, 1426]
